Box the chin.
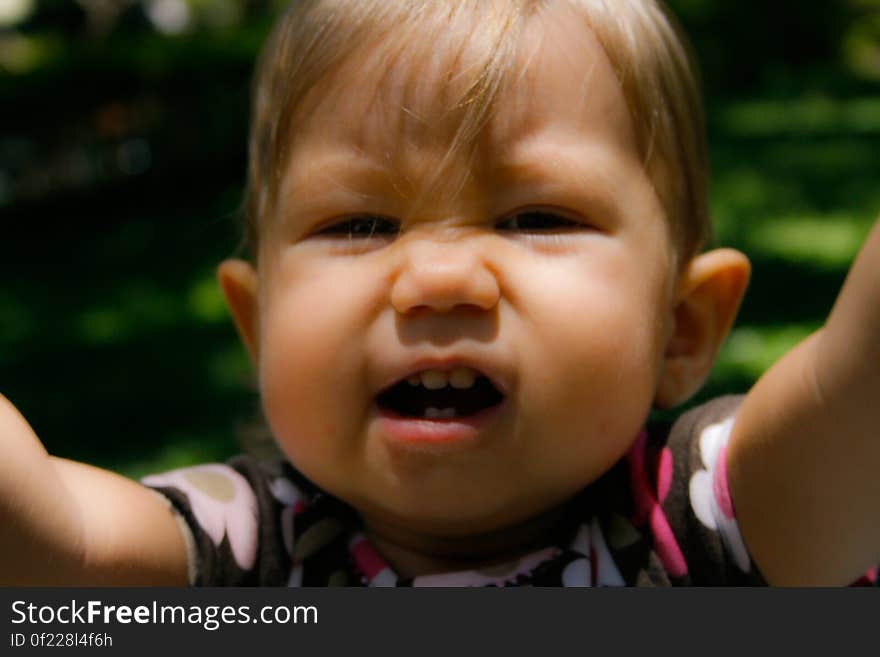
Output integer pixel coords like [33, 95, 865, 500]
[358, 483, 574, 541]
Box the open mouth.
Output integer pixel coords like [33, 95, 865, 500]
[376, 367, 504, 420]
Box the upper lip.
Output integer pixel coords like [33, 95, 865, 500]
[374, 352, 513, 397]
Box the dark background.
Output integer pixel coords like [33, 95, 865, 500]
[2, 0, 879, 477]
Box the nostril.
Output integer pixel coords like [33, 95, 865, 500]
[390, 262, 500, 315]
[397, 302, 494, 320]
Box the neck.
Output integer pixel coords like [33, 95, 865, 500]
[363, 504, 573, 579]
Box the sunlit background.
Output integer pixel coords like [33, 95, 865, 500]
[2, 0, 880, 478]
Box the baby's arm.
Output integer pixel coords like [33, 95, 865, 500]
[728, 217, 880, 585]
[0, 394, 188, 585]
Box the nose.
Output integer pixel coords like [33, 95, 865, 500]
[390, 238, 501, 315]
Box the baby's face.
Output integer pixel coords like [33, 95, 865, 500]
[253, 10, 676, 539]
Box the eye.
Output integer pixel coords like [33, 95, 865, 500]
[315, 215, 399, 239]
[495, 210, 583, 233]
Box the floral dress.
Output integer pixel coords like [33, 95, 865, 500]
[142, 396, 878, 587]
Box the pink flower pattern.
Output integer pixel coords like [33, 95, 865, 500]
[143, 464, 259, 571]
[627, 431, 689, 578]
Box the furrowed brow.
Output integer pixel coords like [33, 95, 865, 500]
[279, 151, 400, 219]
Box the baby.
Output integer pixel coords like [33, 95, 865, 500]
[1, 0, 878, 587]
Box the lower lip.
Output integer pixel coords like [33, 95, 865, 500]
[375, 403, 504, 446]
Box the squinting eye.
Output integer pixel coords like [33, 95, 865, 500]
[315, 215, 399, 239]
[495, 210, 582, 232]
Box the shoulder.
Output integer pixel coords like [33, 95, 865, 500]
[648, 395, 743, 453]
[142, 455, 310, 585]
[623, 395, 764, 585]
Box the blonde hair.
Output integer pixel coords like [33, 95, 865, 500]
[244, 0, 710, 262]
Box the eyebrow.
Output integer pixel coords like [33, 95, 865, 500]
[486, 140, 639, 225]
[279, 137, 644, 229]
[279, 152, 401, 216]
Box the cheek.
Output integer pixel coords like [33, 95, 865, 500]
[256, 265, 374, 472]
[515, 249, 668, 440]
[537, 308, 657, 430]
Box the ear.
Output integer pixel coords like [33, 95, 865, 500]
[217, 259, 260, 365]
[655, 248, 751, 408]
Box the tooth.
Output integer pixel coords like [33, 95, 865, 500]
[449, 367, 476, 389]
[425, 407, 456, 419]
[420, 369, 448, 390]
[407, 376, 420, 386]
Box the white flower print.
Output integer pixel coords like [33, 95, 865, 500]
[269, 476, 303, 559]
[688, 418, 751, 572]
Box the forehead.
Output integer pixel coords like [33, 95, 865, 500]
[283, 2, 640, 201]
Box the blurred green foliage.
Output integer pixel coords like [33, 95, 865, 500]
[1, 0, 878, 477]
